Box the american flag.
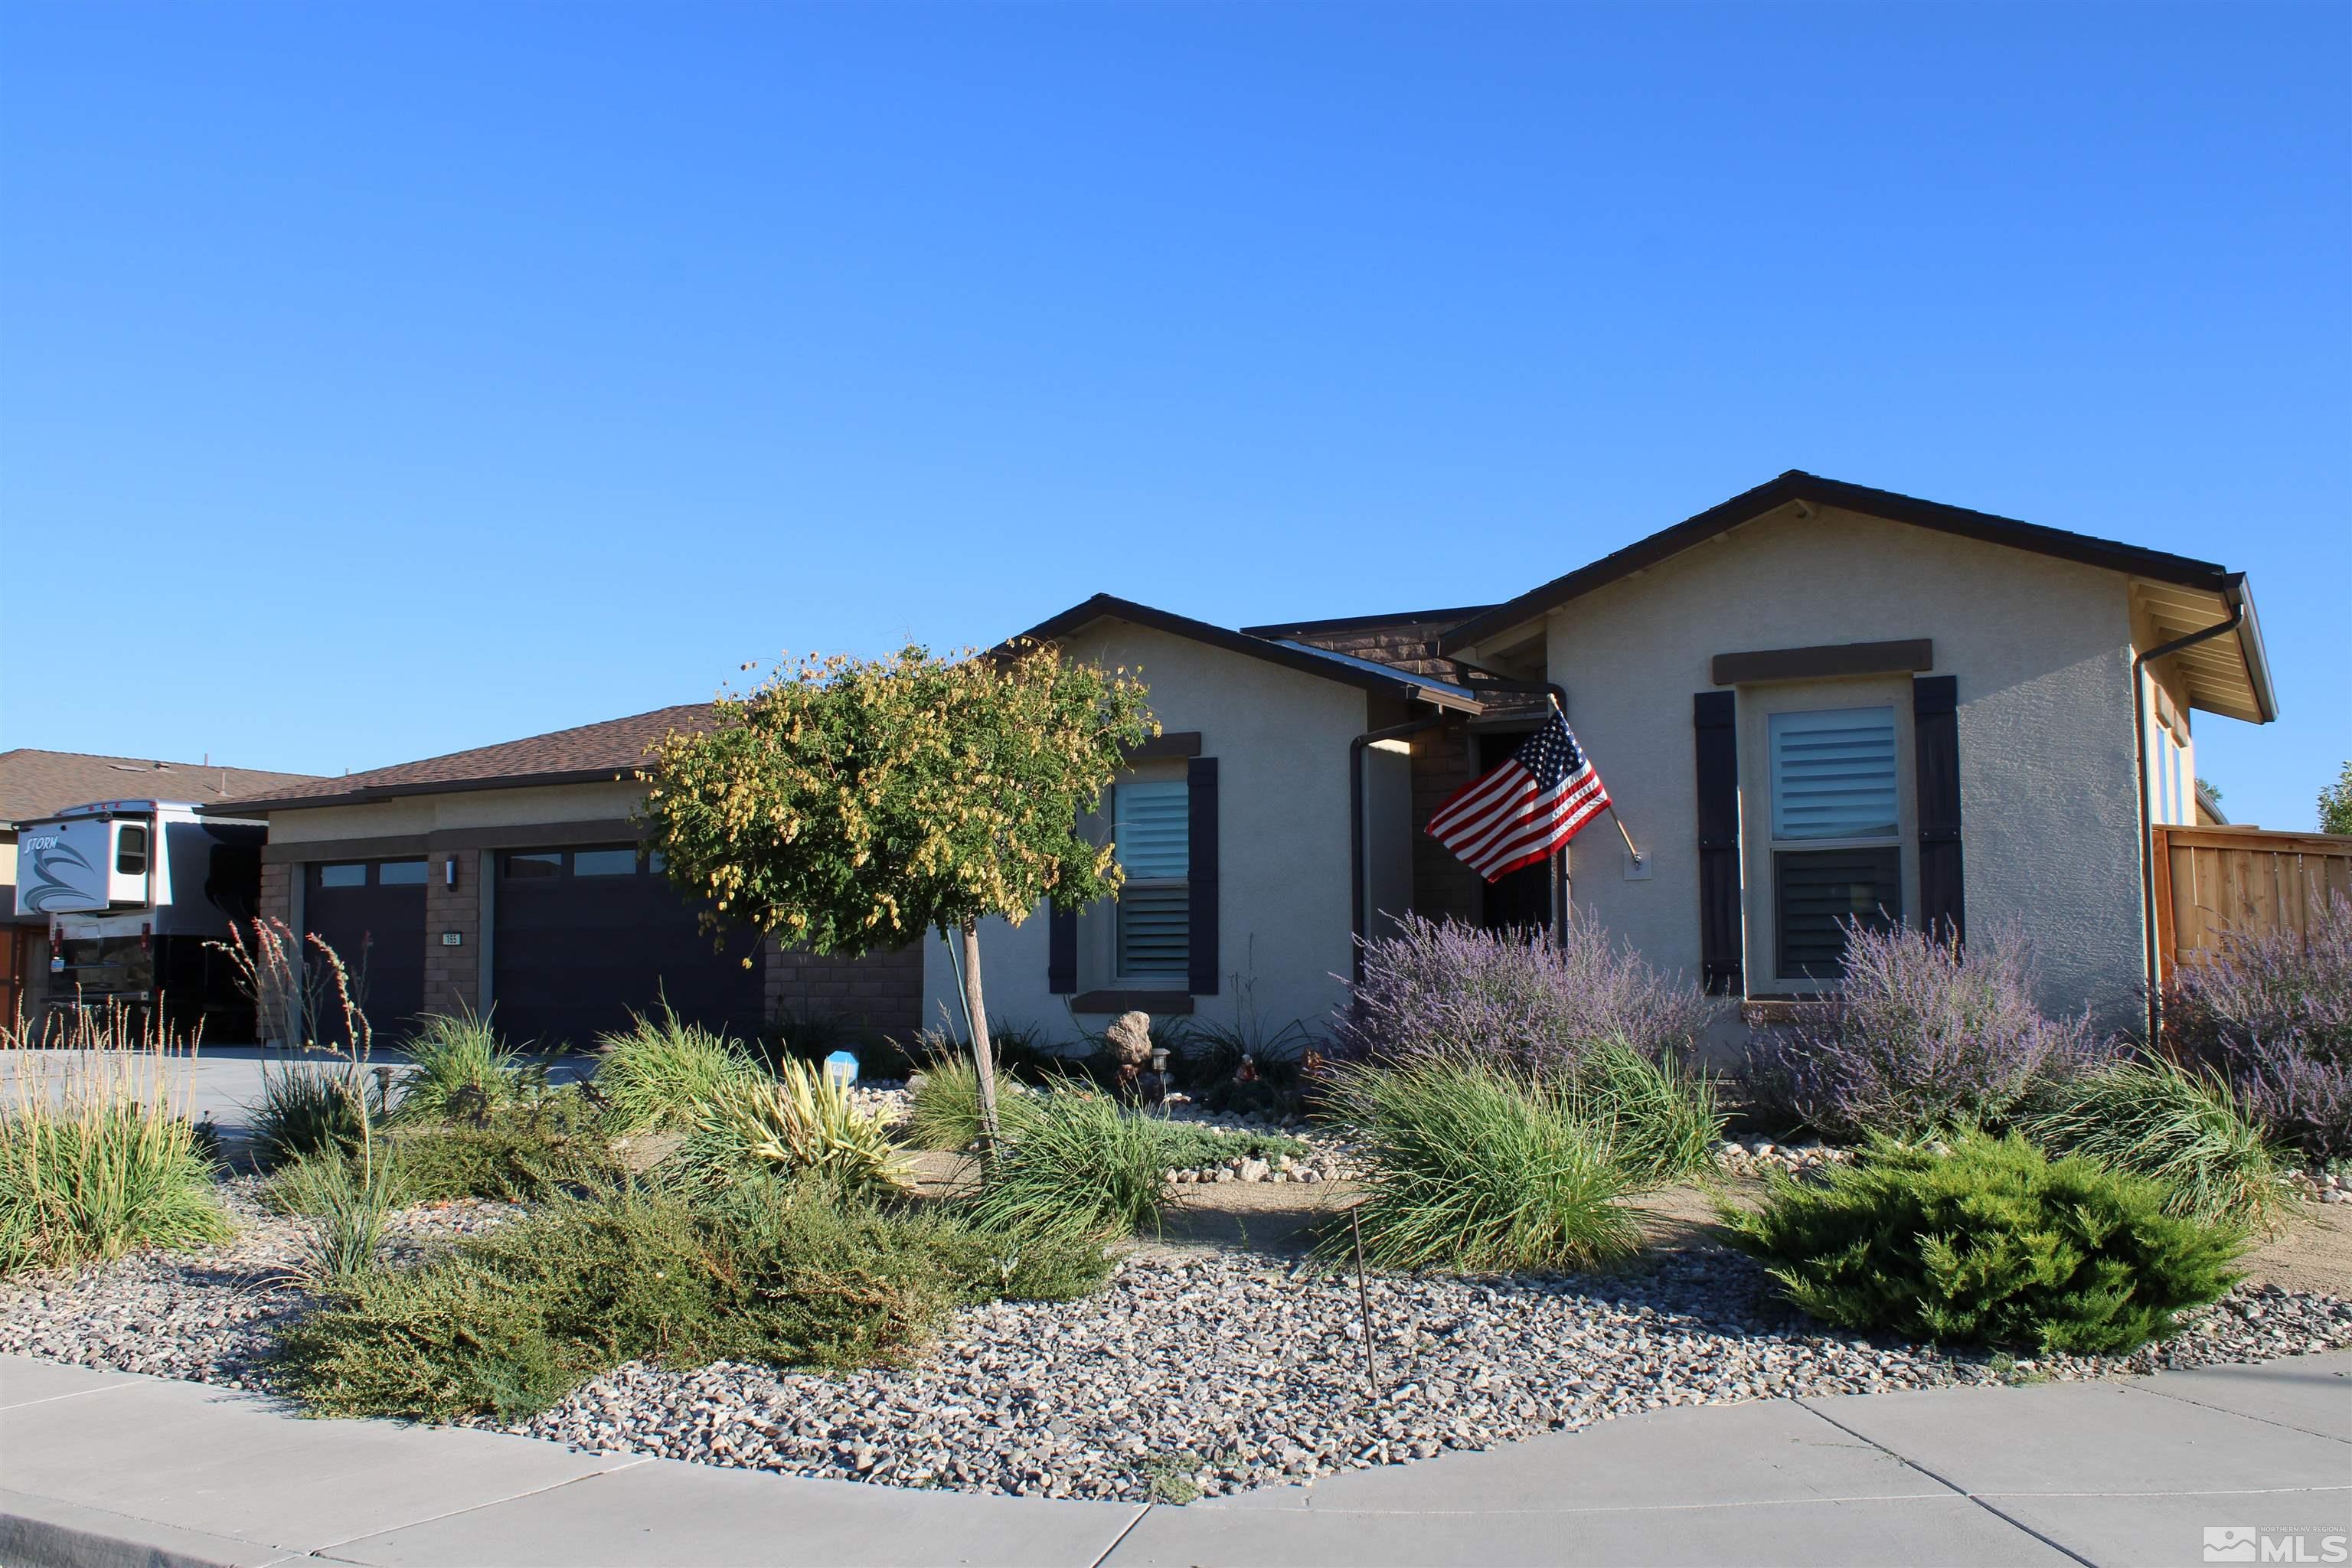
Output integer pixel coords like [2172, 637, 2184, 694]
[1426, 707, 1612, 882]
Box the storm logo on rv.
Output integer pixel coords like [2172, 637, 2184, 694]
[20, 837, 101, 913]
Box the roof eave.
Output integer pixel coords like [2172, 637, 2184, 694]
[203, 765, 652, 817]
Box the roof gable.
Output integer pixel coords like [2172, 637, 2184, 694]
[1011, 594, 1481, 711]
[1439, 471, 2275, 722]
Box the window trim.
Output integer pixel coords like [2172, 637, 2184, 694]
[1736, 678, 1919, 994]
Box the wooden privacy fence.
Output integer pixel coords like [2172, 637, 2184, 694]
[2152, 824, 2352, 982]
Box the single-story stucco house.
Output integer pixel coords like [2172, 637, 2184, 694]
[187, 469, 2274, 1054]
[925, 471, 2276, 1046]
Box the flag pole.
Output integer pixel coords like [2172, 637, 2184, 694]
[1547, 691, 1642, 863]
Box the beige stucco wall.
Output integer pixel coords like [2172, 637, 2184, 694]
[1475, 504, 2149, 1025]
[920, 621, 1377, 1047]
[263, 781, 646, 844]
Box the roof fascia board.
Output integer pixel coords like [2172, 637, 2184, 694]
[205, 766, 652, 816]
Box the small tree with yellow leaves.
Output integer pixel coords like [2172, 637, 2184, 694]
[641, 642, 1155, 1145]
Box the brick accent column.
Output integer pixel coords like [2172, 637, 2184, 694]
[764, 939, 926, 1040]
[422, 854, 482, 1018]
[1410, 717, 1484, 924]
[258, 861, 295, 933]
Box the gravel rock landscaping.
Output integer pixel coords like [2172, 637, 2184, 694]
[5, 1185, 2348, 1504]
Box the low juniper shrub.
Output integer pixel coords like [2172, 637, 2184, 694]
[1740, 923, 2111, 1142]
[1339, 913, 1725, 1076]
[2166, 894, 2352, 1162]
[1720, 1132, 2245, 1356]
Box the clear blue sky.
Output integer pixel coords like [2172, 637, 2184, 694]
[2, 4, 2344, 829]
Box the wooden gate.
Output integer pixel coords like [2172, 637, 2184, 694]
[2151, 825, 2352, 982]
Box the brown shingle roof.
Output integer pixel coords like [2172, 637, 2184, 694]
[209, 704, 717, 813]
[0, 750, 323, 827]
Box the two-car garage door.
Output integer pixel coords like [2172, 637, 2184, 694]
[492, 844, 765, 1049]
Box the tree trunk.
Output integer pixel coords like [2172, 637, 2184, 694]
[959, 918, 1002, 1154]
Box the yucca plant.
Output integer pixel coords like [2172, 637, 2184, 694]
[592, 1006, 762, 1135]
[1320, 1059, 1642, 1274]
[2016, 1055, 2289, 1228]
[251, 1059, 373, 1168]
[390, 1009, 526, 1125]
[1572, 1037, 1725, 1186]
[678, 1058, 912, 1197]
[0, 1003, 233, 1276]
[960, 1090, 1173, 1240]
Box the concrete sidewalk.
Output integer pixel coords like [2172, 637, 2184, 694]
[2, 1352, 2346, 1568]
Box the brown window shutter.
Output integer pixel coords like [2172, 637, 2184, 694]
[1913, 675, 1965, 942]
[1694, 691, 1743, 996]
[1187, 756, 1220, 996]
[1047, 904, 1076, 995]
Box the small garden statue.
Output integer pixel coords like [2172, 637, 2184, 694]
[1106, 1010, 1153, 1100]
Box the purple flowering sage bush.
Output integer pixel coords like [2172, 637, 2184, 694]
[1337, 913, 1726, 1073]
[2167, 894, 2352, 1162]
[1740, 923, 2112, 1142]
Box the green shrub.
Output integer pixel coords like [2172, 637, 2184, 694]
[1155, 1122, 1308, 1170]
[251, 1060, 373, 1168]
[265, 1090, 628, 1212]
[1719, 1132, 2247, 1355]
[275, 1181, 1112, 1422]
[961, 1091, 1174, 1239]
[677, 1060, 912, 1197]
[591, 1007, 760, 1135]
[390, 1010, 527, 1125]
[1321, 1060, 1641, 1274]
[2017, 1057, 2288, 1229]
[0, 1102, 233, 1276]
[1573, 1038, 1724, 1185]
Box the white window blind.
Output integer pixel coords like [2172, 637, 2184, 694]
[1114, 779, 1189, 978]
[1114, 781, 1190, 879]
[1769, 707, 1898, 841]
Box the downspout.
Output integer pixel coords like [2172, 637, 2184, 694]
[1351, 710, 1446, 982]
[2133, 599, 2245, 1042]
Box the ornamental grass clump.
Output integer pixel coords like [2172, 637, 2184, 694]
[591, 1006, 761, 1135]
[2166, 894, 2352, 1161]
[2017, 1055, 2288, 1229]
[678, 1058, 913, 1197]
[960, 1089, 1173, 1240]
[1720, 1132, 2245, 1356]
[906, 1046, 1031, 1152]
[1573, 1037, 1726, 1186]
[1740, 923, 2111, 1142]
[390, 1009, 528, 1125]
[1321, 1059, 1641, 1275]
[1340, 914, 1724, 1074]
[0, 1005, 232, 1277]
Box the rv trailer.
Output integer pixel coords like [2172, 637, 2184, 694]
[12, 799, 266, 1037]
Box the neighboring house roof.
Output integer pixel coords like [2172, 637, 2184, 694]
[1436, 470, 2278, 724]
[209, 704, 714, 814]
[1012, 594, 1485, 712]
[2196, 782, 2230, 826]
[0, 750, 322, 828]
